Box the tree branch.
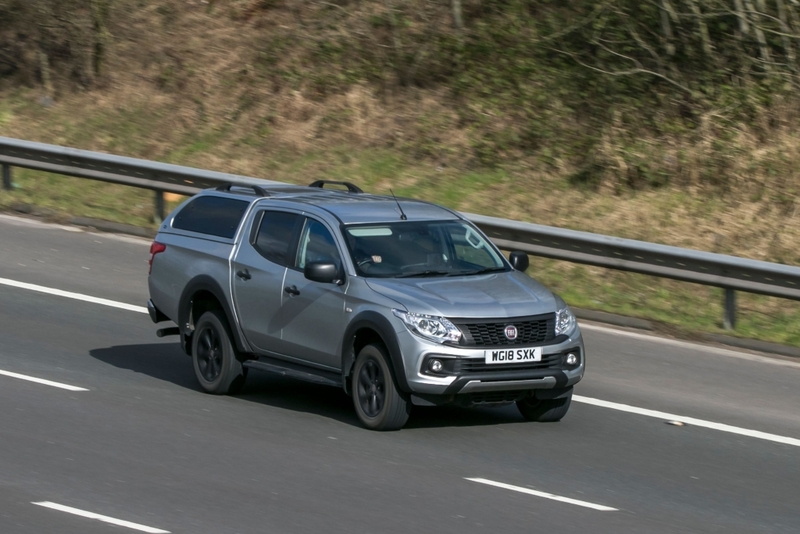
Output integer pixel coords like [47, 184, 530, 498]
[659, 0, 676, 56]
[530, 3, 608, 45]
[625, 20, 667, 72]
[685, 0, 714, 58]
[551, 47, 693, 94]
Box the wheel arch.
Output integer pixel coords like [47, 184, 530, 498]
[178, 275, 248, 355]
[341, 311, 410, 395]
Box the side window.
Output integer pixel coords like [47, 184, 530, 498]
[295, 219, 342, 270]
[252, 211, 301, 266]
[172, 196, 249, 239]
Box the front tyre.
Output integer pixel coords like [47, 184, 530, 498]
[516, 390, 573, 422]
[352, 343, 411, 431]
[192, 310, 247, 395]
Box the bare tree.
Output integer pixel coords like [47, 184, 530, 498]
[685, 0, 714, 59]
[452, 0, 463, 31]
[0, 0, 112, 91]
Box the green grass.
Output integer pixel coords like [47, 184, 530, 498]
[529, 257, 800, 347]
[1, 148, 798, 350]
[0, 83, 796, 349]
[0, 168, 183, 228]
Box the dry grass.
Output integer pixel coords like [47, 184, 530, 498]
[1, 1, 798, 261]
[1, 0, 799, 345]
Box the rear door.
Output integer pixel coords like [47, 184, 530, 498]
[279, 216, 349, 369]
[232, 209, 301, 355]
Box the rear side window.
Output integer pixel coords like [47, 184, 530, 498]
[172, 196, 249, 239]
[253, 211, 301, 266]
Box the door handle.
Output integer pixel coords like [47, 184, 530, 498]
[284, 285, 300, 296]
[236, 269, 251, 281]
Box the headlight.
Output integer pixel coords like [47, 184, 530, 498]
[555, 307, 576, 336]
[392, 309, 462, 344]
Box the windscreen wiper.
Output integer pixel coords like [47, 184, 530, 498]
[395, 270, 451, 278]
[451, 266, 507, 276]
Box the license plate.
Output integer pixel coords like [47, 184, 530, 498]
[484, 347, 542, 364]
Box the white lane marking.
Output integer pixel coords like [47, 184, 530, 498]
[0, 277, 147, 314]
[2, 272, 798, 448]
[32, 502, 170, 533]
[580, 323, 800, 370]
[0, 214, 82, 232]
[574, 395, 800, 448]
[0, 369, 88, 391]
[0, 214, 151, 244]
[466, 478, 618, 512]
[1, 273, 785, 367]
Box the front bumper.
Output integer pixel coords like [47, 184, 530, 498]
[458, 376, 557, 393]
[397, 326, 585, 398]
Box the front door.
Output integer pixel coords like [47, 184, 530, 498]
[279, 217, 348, 369]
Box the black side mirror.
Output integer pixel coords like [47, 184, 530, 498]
[304, 262, 342, 284]
[509, 251, 529, 272]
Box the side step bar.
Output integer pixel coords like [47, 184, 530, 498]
[243, 358, 342, 388]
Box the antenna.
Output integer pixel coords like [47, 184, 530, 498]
[390, 189, 408, 220]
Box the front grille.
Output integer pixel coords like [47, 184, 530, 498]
[452, 314, 555, 348]
[454, 353, 562, 373]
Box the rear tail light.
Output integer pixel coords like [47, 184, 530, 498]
[149, 241, 167, 274]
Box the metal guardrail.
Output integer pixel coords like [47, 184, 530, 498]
[2, 135, 800, 330]
[0, 136, 279, 220]
[467, 213, 800, 329]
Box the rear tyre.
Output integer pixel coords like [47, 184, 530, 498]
[192, 310, 246, 395]
[352, 343, 411, 431]
[516, 391, 573, 422]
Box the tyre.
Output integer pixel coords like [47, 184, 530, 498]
[352, 343, 411, 431]
[192, 310, 247, 395]
[516, 390, 573, 422]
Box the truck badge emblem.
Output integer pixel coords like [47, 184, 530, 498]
[504, 325, 518, 340]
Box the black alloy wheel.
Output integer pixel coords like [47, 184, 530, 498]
[351, 343, 411, 431]
[191, 310, 247, 395]
[357, 359, 386, 418]
[196, 325, 223, 382]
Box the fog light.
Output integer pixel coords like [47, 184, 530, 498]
[565, 353, 578, 366]
[429, 359, 444, 373]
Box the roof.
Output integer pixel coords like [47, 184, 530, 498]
[212, 183, 462, 224]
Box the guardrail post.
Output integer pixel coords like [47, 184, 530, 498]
[1, 163, 10, 191]
[154, 190, 165, 224]
[723, 288, 736, 330]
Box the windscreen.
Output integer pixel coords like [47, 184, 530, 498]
[345, 220, 508, 278]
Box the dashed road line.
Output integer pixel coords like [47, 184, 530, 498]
[466, 478, 618, 511]
[3, 275, 799, 448]
[0, 277, 147, 314]
[0, 369, 88, 392]
[32, 502, 170, 533]
[574, 395, 800, 448]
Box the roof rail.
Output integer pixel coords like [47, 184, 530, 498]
[216, 183, 270, 197]
[308, 180, 364, 194]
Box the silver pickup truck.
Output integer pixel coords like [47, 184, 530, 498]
[147, 181, 585, 430]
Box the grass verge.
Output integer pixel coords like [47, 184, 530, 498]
[1, 148, 798, 350]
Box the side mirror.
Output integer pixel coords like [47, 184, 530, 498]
[509, 251, 529, 272]
[304, 261, 342, 284]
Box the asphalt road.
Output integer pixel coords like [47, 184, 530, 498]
[1, 213, 799, 534]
